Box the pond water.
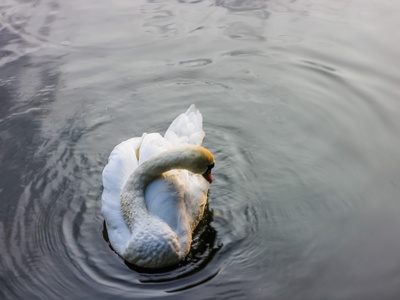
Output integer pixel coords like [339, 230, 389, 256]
[1, 0, 400, 299]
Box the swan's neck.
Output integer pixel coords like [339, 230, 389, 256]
[120, 146, 207, 230]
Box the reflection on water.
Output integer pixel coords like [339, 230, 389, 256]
[1, 0, 400, 299]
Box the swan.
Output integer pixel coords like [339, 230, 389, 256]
[101, 104, 215, 268]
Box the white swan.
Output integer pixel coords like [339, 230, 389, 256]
[101, 105, 215, 268]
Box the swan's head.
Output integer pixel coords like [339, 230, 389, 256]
[185, 146, 214, 183]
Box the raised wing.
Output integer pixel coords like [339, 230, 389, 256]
[164, 104, 205, 147]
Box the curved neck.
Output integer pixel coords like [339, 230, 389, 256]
[120, 146, 206, 230]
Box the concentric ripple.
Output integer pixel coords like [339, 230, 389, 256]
[2, 0, 400, 299]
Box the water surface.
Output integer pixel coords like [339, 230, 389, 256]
[1, 0, 400, 299]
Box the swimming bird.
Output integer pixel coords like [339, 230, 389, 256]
[101, 105, 214, 268]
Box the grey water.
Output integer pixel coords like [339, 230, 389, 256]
[1, 0, 400, 299]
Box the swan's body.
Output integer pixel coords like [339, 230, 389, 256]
[101, 105, 214, 268]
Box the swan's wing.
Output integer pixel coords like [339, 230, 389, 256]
[145, 171, 209, 256]
[181, 173, 210, 230]
[145, 175, 183, 233]
[101, 136, 144, 255]
[146, 171, 209, 232]
[164, 104, 205, 147]
[138, 133, 172, 165]
[156, 105, 208, 233]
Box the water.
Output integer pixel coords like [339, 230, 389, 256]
[1, 0, 400, 299]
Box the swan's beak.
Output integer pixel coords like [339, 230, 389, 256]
[202, 170, 213, 183]
[202, 163, 214, 183]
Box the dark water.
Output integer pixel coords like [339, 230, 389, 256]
[1, 0, 400, 299]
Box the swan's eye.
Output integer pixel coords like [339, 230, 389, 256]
[207, 163, 214, 171]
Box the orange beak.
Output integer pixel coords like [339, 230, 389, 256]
[202, 163, 214, 183]
[202, 170, 213, 183]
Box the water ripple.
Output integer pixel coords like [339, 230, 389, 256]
[2, 0, 400, 298]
